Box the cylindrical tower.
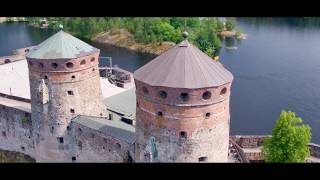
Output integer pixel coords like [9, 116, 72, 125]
[26, 30, 107, 162]
[133, 35, 233, 162]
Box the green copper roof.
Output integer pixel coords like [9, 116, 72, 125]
[26, 30, 98, 59]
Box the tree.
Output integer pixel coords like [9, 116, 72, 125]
[262, 110, 311, 163]
[225, 17, 236, 31]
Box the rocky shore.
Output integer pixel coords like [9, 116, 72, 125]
[92, 29, 175, 56]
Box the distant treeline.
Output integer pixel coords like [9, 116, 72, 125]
[25, 17, 237, 56]
[238, 17, 320, 28]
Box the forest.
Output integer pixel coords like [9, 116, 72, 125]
[25, 17, 237, 56]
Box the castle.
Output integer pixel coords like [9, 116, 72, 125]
[0, 29, 319, 162]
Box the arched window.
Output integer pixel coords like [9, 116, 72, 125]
[157, 111, 163, 117]
[116, 143, 121, 150]
[159, 91, 167, 99]
[51, 63, 58, 69]
[202, 91, 212, 100]
[180, 92, 189, 101]
[66, 62, 74, 68]
[220, 87, 227, 95]
[80, 60, 86, 65]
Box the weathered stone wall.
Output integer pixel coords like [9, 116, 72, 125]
[0, 104, 35, 159]
[135, 80, 232, 162]
[231, 135, 267, 148]
[27, 51, 108, 162]
[309, 143, 320, 158]
[70, 122, 134, 162]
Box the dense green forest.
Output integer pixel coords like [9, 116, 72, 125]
[25, 17, 237, 56]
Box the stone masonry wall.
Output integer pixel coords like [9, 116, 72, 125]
[0, 104, 35, 159]
[135, 80, 232, 162]
[70, 122, 134, 162]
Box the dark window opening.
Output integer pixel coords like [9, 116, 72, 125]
[2, 131, 6, 137]
[38, 63, 44, 68]
[205, 112, 211, 118]
[90, 57, 95, 62]
[102, 146, 105, 150]
[67, 126, 70, 131]
[220, 87, 227, 95]
[51, 63, 58, 69]
[21, 146, 25, 151]
[67, 91, 74, 95]
[92, 68, 95, 71]
[180, 92, 189, 101]
[142, 87, 149, 95]
[70, 108, 75, 113]
[66, 62, 74, 68]
[202, 91, 212, 100]
[90, 133, 95, 138]
[25, 49, 29, 52]
[50, 126, 54, 133]
[157, 111, 163, 117]
[4, 59, 11, 64]
[80, 60, 86, 65]
[58, 137, 64, 144]
[180, 131, 187, 139]
[78, 141, 82, 150]
[44, 75, 48, 79]
[116, 143, 121, 150]
[159, 91, 167, 99]
[199, 156, 208, 162]
[121, 117, 133, 125]
[71, 75, 76, 79]
[78, 128, 82, 134]
[72, 157, 76, 162]
[109, 113, 113, 120]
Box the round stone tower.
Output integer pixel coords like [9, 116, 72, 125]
[26, 29, 107, 162]
[133, 33, 234, 162]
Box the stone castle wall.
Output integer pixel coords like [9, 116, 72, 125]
[135, 80, 232, 162]
[27, 52, 108, 162]
[0, 104, 35, 159]
[70, 121, 134, 162]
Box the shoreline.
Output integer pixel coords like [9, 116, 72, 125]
[91, 29, 175, 56]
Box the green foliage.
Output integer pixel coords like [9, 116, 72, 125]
[25, 17, 234, 55]
[21, 117, 29, 124]
[226, 17, 236, 31]
[262, 111, 311, 163]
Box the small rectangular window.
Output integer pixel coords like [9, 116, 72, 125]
[72, 157, 76, 162]
[58, 137, 64, 144]
[67, 91, 74, 95]
[70, 108, 75, 113]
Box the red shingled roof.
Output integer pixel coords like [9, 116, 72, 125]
[133, 40, 233, 89]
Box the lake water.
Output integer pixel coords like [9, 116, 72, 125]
[0, 18, 319, 143]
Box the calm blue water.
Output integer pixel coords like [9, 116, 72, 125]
[0, 19, 319, 143]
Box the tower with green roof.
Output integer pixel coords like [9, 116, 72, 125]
[26, 28, 107, 162]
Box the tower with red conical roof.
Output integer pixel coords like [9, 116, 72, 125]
[133, 32, 233, 162]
